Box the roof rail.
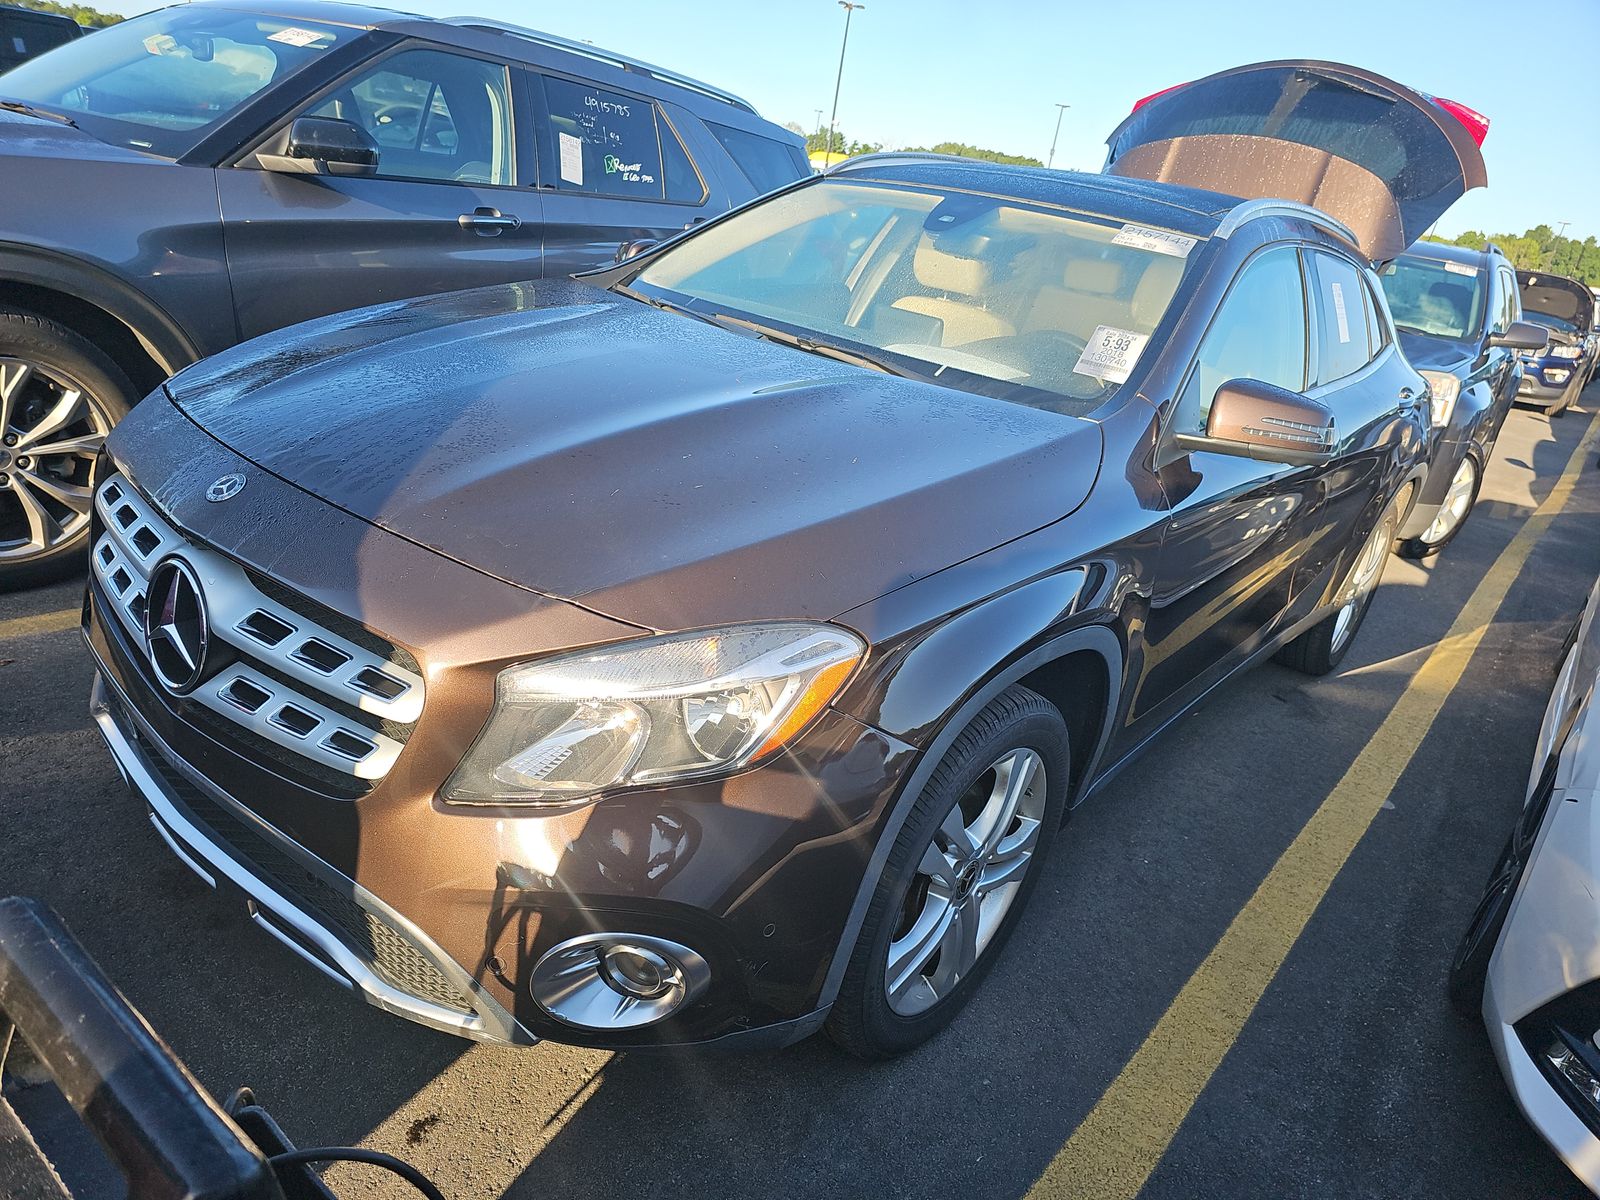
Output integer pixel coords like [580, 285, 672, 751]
[1484, 240, 1503, 256]
[1214, 199, 1360, 249]
[826, 151, 1009, 175]
[441, 17, 755, 113]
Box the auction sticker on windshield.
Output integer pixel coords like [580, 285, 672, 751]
[1111, 225, 1197, 257]
[1074, 325, 1150, 384]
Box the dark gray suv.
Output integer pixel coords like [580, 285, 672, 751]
[0, 0, 807, 586]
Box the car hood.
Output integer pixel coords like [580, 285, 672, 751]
[1396, 331, 1476, 374]
[0, 106, 160, 164]
[166, 282, 1105, 631]
[1518, 271, 1594, 333]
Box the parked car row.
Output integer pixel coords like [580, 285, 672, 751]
[3, 14, 1596, 1188]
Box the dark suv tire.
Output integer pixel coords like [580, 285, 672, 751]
[1276, 492, 1403, 676]
[0, 308, 133, 590]
[825, 685, 1070, 1059]
[1398, 454, 1481, 560]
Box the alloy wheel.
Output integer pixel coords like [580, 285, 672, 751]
[0, 357, 109, 563]
[885, 748, 1046, 1016]
[1331, 506, 1398, 655]
[1420, 457, 1478, 547]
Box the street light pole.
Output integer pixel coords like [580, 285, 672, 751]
[827, 2, 864, 165]
[813, 108, 824, 141]
[1046, 102, 1070, 170]
[1557, 220, 1571, 240]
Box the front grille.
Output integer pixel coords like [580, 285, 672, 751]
[129, 723, 476, 1016]
[91, 475, 423, 786]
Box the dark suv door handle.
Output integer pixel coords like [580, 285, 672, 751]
[458, 207, 520, 236]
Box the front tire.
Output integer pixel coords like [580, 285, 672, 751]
[825, 685, 1070, 1060]
[0, 308, 133, 590]
[1275, 492, 1402, 676]
[1398, 454, 1481, 560]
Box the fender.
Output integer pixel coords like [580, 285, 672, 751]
[818, 588, 1124, 1010]
[0, 243, 204, 376]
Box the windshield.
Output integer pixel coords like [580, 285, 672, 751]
[0, 7, 351, 157]
[1379, 254, 1484, 340]
[1523, 311, 1579, 335]
[630, 178, 1194, 413]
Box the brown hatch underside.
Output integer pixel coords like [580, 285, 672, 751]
[1106, 134, 1406, 262]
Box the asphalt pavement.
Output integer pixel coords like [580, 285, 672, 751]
[2, 389, 1598, 1200]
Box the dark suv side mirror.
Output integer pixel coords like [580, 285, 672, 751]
[258, 117, 380, 178]
[1174, 378, 1336, 467]
[614, 238, 660, 263]
[1488, 320, 1549, 352]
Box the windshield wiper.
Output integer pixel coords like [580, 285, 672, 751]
[707, 313, 915, 379]
[0, 99, 77, 128]
[1392, 322, 1437, 338]
[612, 285, 724, 328]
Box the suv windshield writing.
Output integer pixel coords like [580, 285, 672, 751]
[0, 8, 348, 157]
[1381, 254, 1485, 340]
[631, 179, 1192, 413]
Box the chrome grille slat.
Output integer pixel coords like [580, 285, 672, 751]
[91, 474, 421, 783]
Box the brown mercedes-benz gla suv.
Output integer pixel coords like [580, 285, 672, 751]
[83, 62, 1486, 1058]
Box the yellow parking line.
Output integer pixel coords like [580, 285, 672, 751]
[1026, 408, 1600, 1200]
[0, 607, 79, 641]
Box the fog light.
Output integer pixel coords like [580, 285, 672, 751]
[1549, 369, 1571, 383]
[1548, 1043, 1600, 1108]
[600, 944, 673, 999]
[530, 933, 710, 1030]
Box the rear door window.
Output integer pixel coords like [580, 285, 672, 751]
[306, 48, 515, 186]
[1307, 251, 1374, 385]
[542, 76, 677, 200]
[706, 122, 809, 194]
[1177, 246, 1309, 430]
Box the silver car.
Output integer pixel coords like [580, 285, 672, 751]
[1452, 574, 1600, 1192]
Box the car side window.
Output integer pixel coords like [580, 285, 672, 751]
[1307, 251, 1374, 386]
[1176, 245, 1308, 431]
[1494, 267, 1519, 333]
[306, 49, 513, 187]
[543, 76, 689, 201]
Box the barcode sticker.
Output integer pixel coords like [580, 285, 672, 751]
[1443, 261, 1477, 276]
[1073, 325, 1150, 385]
[267, 27, 329, 47]
[1331, 281, 1351, 344]
[1111, 225, 1197, 257]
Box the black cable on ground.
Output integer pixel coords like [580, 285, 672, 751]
[266, 1147, 449, 1200]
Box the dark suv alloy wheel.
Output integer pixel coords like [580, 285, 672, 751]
[0, 308, 132, 589]
[1398, 454, 1481, 560]
[1275, 490, 1404, 676]
[826, 686, 1070, 1059]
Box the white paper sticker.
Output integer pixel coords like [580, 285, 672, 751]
[1330, 281, 1351, 344]
[1443, 261, 1477, 277]
[1073, 325, 1150, 385]
[267, 26, 329, 47]
[558, 132, 584, 185]
[1111, 224, 1197, 258]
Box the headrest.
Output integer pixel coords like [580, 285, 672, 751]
[913, 239, 991, 296]
[1425, 281, 1471, 309]
[1063, 259, 1125, 295]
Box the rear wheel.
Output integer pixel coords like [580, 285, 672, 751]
[1398, 455, 1480, 560]
[0, 308, 131, 590]
[825, 685, 1070, 1059]
[1275, 493, 1402, 676]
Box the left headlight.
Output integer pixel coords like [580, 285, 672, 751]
[1418, 369, 1461, 429]
[443, 623, 865, 806]
[1551, 344, 1585, 360]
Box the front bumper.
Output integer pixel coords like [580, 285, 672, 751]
[1518, 359, 1582, 400]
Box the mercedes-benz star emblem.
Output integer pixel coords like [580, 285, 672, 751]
[206, 473, 246, 503]
[144, 558, 209, 695]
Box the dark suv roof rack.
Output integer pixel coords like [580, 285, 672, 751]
[1484, 240, 1503, 256]
[441, 17, 756, 114]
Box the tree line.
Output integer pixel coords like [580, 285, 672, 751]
[797, 126, 1044, 168]
[1428, 226, 1600, 288]
[11, 0, 122, 26]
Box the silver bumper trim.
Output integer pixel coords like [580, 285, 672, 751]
[89, 669, 530, 1046]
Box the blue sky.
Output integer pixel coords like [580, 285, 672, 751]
[125, 0, 1600, 240]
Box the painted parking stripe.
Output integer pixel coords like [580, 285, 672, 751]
[1026, 408, 1600, 1200]
[0, 608, 79, 641]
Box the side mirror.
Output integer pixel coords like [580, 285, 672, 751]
[258, 116, 379, 178]
[1488, 320, 1550, 352]
[614, 238, 660, 264]
[1174, 378, 1336, 467]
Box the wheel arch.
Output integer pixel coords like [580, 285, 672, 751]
[0, 246, 204, 394]
[817, 612, 1126, 1011]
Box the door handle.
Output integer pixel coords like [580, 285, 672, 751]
[458, 207, 521, 236]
